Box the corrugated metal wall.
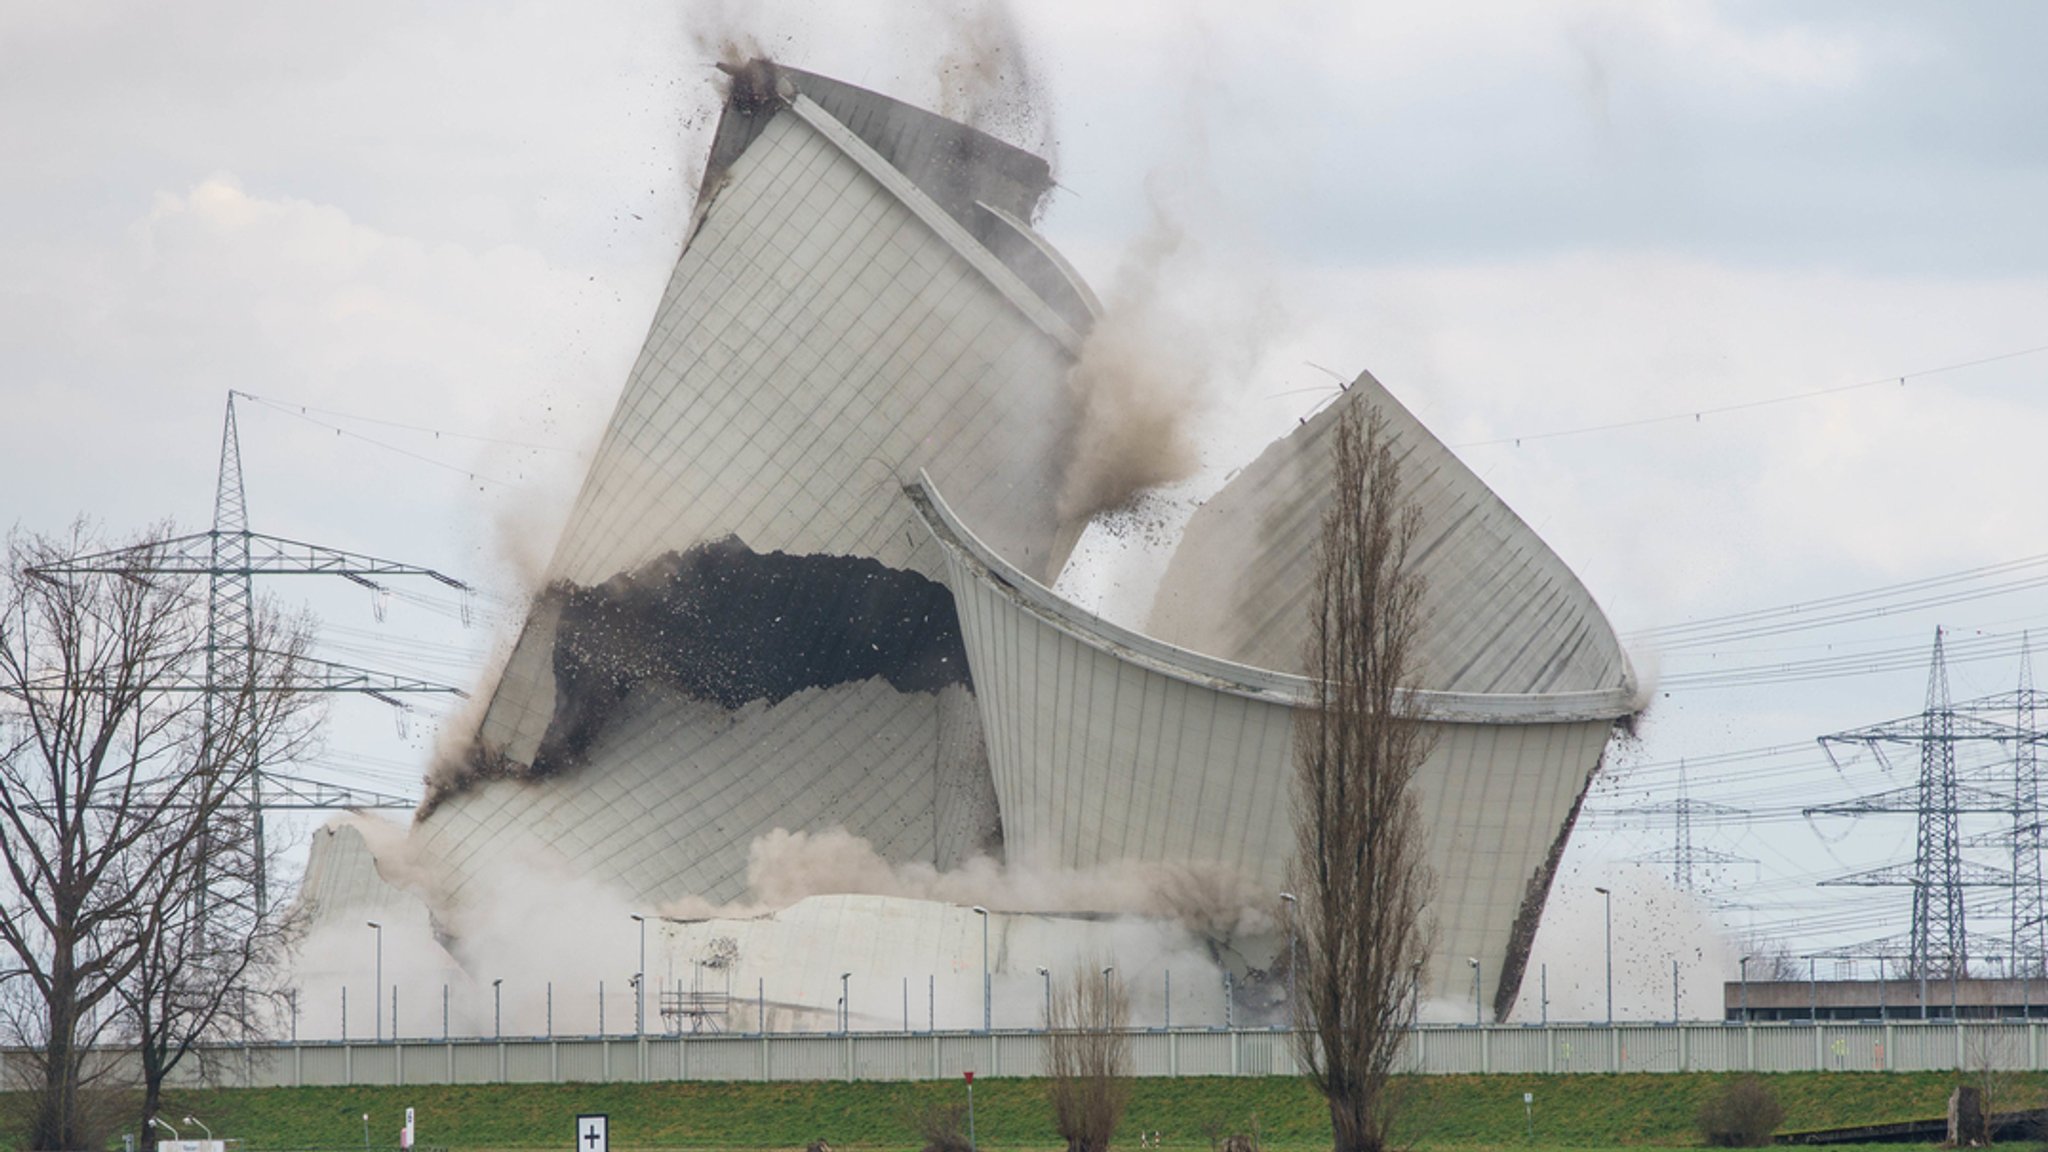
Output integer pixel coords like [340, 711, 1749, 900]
[54, 1022, 2044, 1088]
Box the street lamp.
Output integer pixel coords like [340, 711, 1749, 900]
[971, 906, 990, 1032]
[1279, 893, 1298, 1029]
[184, 1116, 213, 1141]
[841, 972, 852, 1034]
[1102, 965, 1116, 1008]
[1593, 886, 1613, 1025]
[367, 921, 383, 1042]
[1467, 957, 1482, 1025]
[492, 978, 503, 1038]
[1036, 966, 1051, 1029]
[630, 914, 646, 1038]
[1739, 955, 1751, 1023]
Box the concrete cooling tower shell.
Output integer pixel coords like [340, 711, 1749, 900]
[420, 64, 1089, 911]
[910, 449, 1629, 1017]
[364, 60, 1639, 1024]
[1149, 371, 1631, 697]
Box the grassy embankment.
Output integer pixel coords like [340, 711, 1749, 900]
[92, 1070, 2027, 1151]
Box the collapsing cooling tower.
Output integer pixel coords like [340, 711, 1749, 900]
[388, 60, 1634, 1018]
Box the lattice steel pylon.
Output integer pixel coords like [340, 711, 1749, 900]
[1808, 628, 2025, 979]
[1628, 759, 1756, 893]
[1951, 633, 2048, 976]
[29, 392, 469, 911]
[2010, 637, 2043, 974]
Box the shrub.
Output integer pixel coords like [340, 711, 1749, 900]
[908, 1101, 973, 1152]
[1697, 1076, 1786, 1148]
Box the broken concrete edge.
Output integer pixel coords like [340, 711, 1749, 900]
[907, 470, 1640, 723]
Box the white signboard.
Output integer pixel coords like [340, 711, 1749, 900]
[576, 1114, 609, 1152]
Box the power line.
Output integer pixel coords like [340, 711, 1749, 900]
[1629, 553, 2048, 648]
[1454, 341, 2048, 450]
[233, 392, 539, 490]
[236, 390, 576, 454]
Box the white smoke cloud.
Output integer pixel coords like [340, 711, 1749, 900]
[660, 826, 1277, 941]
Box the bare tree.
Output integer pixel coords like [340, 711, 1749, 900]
[1045, 960, 1132, 1152]
[1289, 403, 1436, 1152]
[0, 523, 311, 1150]
[123, 608, 308, 1147]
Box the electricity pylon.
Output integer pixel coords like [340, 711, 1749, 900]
[28, 392, 467, 909]
[1807, 629, 2026, 978]
[1628, 759, 1757, 893]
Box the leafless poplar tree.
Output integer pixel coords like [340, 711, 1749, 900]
[0, 523, 311, 1150]
[1289, 403, 1436, 1152]
[1045, 960, 1132, 1152]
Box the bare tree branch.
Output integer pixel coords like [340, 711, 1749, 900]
[1046, 959, 1132, 1152]
[0, 522, 314, 1151]
[1289, 404, 1437, 1152]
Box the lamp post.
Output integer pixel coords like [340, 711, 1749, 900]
[367, 921, 383, 1043]
[841, 972, 852, 1034]
[1739, 955, 1751, 1023]
[971, 906, 990, 1032]
[1280, 892, 1298, 1029]
[630, 914, 646, 1038]
[1036, 966, 1051, 1029]
[1103, 965, 1116, 1010]
[184, 1116, 212, 1142]
[1593, 886, 1613, 1024]
[151, 1116, 180, 1145]
[492, 978, 503, 1039]
[1467, 957, 1482, 1025]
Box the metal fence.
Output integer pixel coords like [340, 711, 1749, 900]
[11, 1021, 2048, 1088]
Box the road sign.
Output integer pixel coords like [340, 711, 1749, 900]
[577, 1114, 608, 1152]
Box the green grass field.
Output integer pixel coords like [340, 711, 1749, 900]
[75, 1070, 2022, 1152]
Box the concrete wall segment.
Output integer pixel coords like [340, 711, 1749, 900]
[1149, 374, 1635, 701]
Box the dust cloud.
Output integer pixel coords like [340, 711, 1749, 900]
[934, 0, 1057, 175]
[680, 0, 766, 72]
[1500, 865, 1740, 1025]
[660, 826, 1275, 943]
[1053, 185, 1208, 529]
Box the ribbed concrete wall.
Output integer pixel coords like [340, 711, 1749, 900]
[1149, 376, 1632, 698]
[914, 479, 1614, 1011]
[436, 78, 1089, 899]
[419, 681, 998, 910]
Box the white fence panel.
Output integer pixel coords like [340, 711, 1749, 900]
[36, 1021, 2048, 1086]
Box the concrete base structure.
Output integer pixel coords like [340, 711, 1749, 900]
[1725, 977, 2048, 1021]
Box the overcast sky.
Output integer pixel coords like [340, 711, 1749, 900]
[5, 1, 2047, 972]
